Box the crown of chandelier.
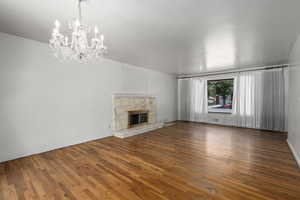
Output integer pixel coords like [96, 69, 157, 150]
[49, 0, 107, 61]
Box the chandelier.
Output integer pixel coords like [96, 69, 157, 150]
[49, 0, 107, 61]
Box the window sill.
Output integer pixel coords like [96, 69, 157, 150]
[208, 110, 232, 114]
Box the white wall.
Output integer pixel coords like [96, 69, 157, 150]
[288, 34, 300, 166]
[0, 32, 177, 163]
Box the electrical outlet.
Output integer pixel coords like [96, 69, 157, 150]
[213, 118, 219, 122]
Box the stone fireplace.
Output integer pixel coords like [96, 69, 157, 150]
[112, 94, 163, 138]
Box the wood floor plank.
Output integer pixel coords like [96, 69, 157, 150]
[0, 122, 300, 200]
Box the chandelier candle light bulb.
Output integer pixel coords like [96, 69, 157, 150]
[95, 26, 99, 37]
[101, 34, 104, 45]
[75, 19, 80, 28]
[65, 37, 68, 46]
[49, 0, 107, 61]
[55, 20, 60, 28]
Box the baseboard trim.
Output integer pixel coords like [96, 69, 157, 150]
[287, 139, 300, 168]
[177, 120, 287, 133]
[0, 135, 112, 164]
[163, 121, 177, 127]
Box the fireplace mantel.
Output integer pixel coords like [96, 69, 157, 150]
[113, 93, 156, 98]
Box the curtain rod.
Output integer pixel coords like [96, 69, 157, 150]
[177, 64, 289, 79]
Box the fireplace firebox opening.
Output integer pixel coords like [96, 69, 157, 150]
[128, 110, 149, 128]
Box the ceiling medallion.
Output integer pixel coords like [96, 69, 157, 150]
[49, 0, 107, 61]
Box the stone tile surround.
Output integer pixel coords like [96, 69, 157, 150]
[112, 94, 162, 138]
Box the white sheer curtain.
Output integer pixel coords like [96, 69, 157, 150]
[233, 69, 287, 131]
[178, 68, 288, 131]
[178, 78, 207, 121]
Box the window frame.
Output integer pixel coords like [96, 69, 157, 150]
[206, 77, 235, 114]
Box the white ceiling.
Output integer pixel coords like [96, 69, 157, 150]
[0, 0, 300, 74]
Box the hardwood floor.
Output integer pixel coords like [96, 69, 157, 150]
[1, 122, 300, 200]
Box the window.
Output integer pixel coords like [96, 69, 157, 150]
[207, 79, 234, 113]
